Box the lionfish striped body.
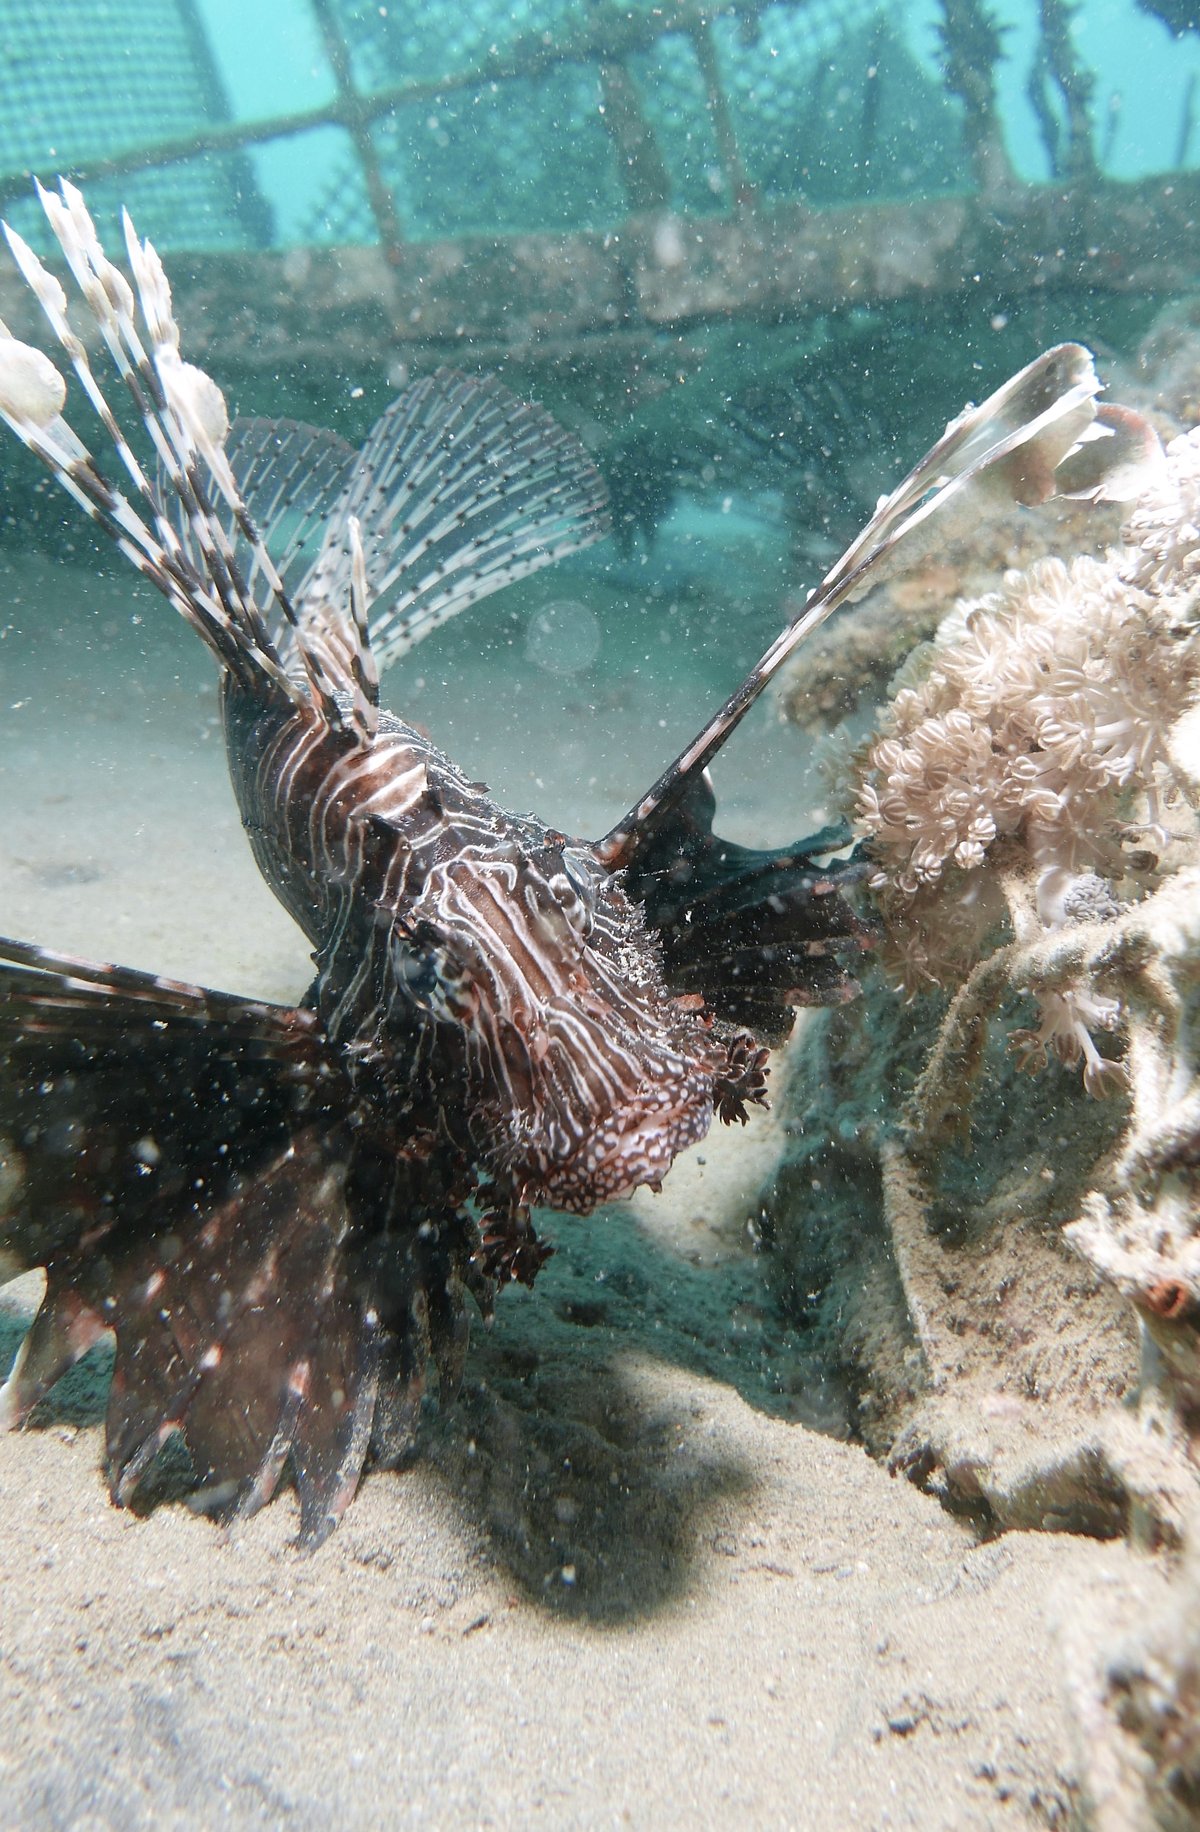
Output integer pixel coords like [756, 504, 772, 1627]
[0, 184, 1151, 1544]
[224, 682, 723, 1211]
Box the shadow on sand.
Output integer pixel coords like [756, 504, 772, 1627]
[0, 1199, 837, 1624]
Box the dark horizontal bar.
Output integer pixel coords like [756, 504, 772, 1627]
[0, 176, 1194, 371]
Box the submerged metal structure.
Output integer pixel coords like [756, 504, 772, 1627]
[0, 0, 1195, 379]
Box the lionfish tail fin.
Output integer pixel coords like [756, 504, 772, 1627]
[600, 345, 1163, 868]
[0, 180, 363, 734]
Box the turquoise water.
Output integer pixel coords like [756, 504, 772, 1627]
[197, 0, 1200, 244]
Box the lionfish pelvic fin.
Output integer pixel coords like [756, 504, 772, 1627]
[0, 940, 453, 1549]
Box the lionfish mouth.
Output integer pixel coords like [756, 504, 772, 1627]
[525, 1079, 714, 1215]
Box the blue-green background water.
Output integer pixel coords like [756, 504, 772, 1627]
[195, 0, 1198, 244]
[2, 0, 1198, 251]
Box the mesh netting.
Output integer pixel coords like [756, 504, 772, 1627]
[0, 0, 965, 252]
[298, 0, 963, 242]
[0, 0, 271, 251]
[714, 7, 962, 204]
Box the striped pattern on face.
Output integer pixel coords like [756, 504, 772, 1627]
[222, 685, 721, 1214]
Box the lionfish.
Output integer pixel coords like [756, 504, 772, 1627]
[0, 183, 1149, 1545]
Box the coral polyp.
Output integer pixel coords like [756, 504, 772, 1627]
[852, 426, 1200, 1092]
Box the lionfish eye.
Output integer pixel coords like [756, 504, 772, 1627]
[389, 934, 438, 1001]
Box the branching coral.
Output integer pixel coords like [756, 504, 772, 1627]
[852, 426, 1200, 1093]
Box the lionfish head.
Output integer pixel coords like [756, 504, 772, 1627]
[401, 836, 723, 1216]
[523, 1032, 717, 1215]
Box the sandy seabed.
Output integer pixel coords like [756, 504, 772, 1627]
[0, 552, 1169, 1829]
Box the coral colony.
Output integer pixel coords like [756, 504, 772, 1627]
[842, 415, 1200, 1525]
[852, 424, 1200, 1098]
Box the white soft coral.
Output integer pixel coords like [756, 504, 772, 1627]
[858, 710, 1001, 890]
[857, 552, 1195, 890]
[852, 426, 1200, 1094]
[1009, 983, 1128, 1099]
[1126, 426, 1200, 590]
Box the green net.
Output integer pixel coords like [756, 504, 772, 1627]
[0, 0, 271, 248]
[0, 0, 964, 251]
[298, 0, 959, 241]
[0, 0, 1196, 256]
